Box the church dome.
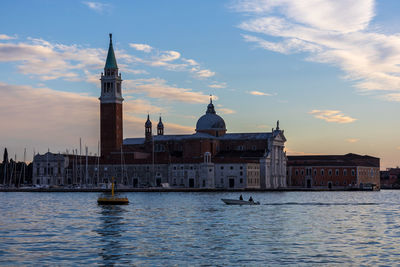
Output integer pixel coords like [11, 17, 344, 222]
[195, 99, 226, 133]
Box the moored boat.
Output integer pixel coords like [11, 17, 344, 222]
[221, 199, 260, 205]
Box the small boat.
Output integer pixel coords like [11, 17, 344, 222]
[97, 177, 129, 205]
[221, 199, 260, 205]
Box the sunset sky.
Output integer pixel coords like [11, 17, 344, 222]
[1, 0, 400, 169]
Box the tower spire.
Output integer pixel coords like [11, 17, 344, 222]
[105, 33, 118, 69]
[157, 114, 164, 135]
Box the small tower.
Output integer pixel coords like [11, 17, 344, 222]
[99, 33, 124, 158]
[157, 116, 164, 135]
[145, 114, 152, 141]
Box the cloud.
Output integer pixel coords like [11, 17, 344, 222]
[218, 108, 236, 114]
[129, 43, 153, 53]
[128, 44, 215, 79]
[309, 110, 357, 123]
[247, 90, 271, 96]
[0, 34, 16, 40]
[0, 36, 135, 83]
[256, 124, 270, 129]
[124, 69, 149, 75]
[124, 78, 212, 104]
[346, 138, 360, 143]
[379, 93, 400, 102]
[233, 0, 400, 100]
[285, 148, 315, 156]
[83, 1, 109, 13]
[164, 122, 194, 134]
[0, 82, 196, 157]
[195, 69, 215, 78]
[209, 82, 227, 89]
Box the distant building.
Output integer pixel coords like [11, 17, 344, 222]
[380, 168, 400, 188]
[33, 152, 69, 186]
[287, 154, 380, 190]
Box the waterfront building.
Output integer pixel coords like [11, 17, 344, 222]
[287, 154, 380, 190]
[380, 168, 400, 188]
[32, 152, 69, 186]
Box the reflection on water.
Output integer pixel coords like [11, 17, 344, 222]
[96, 205, 127, 265]
[1, 191, 400, 265]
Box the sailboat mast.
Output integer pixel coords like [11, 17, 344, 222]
[23, 148, 26, 185]
[152, 134, 155, 187]
[85, 146, 88, 186]
[79, 138, 82, 186]
[120, 145, 123, 185]
[97, 140, 100, 186]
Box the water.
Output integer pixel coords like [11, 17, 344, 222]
[1, 191, 400, 266]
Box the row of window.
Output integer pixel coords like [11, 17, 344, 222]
[293, 180, 354, 186]
[36, 167, 61, 176]
[106, 70, 117, 76]
[295, 168, 355, 177]
[220, 166, 244, 170]
[219, 171, 244, 176]
[225, 145, 258, 151]
[248, 178, 260, 184]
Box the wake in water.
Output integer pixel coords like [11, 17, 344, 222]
[263, 202, 379, 206]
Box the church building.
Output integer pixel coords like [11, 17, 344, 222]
[97, 34, 288, 189]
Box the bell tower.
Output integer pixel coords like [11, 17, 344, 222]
[145, 114, 152, 142]
[100, 33, 123, 158]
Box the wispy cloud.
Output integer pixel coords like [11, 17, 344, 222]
[309, 110, 357, 123]
[124, 69, 149, 75]
[233, 0, 400, 100]
[129, 43, 153, 53]
[0, 34, 16, 40]
[128, 43, 215, 79]
[247, 90, 271, 96]
[219, 108, 236, 114]
[83, 1, 109, 13]
[209, 82, 227, 89]
[0, 37, 134, 83]
[346, 138, 360, 143]
[125, 78, 212, 104]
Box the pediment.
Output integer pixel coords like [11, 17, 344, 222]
[273, 131, 287, 142]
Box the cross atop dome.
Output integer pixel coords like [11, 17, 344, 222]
[206, 95, 216, 114]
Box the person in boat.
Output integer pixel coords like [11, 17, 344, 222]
[249, 196, 253, 202]
[239, 194, 243, 200]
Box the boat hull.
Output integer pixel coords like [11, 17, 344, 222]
[97, 197, 129, 205]
[221, 199, 260, 205]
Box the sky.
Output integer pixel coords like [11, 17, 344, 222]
[1, 0, 400, 169]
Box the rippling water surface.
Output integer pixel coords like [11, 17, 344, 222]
[1, 191, 400, 265]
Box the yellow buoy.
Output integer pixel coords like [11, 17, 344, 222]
[97, 177, 129, 205]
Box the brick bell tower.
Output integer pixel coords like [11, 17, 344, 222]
[100, 33, 123, 159]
